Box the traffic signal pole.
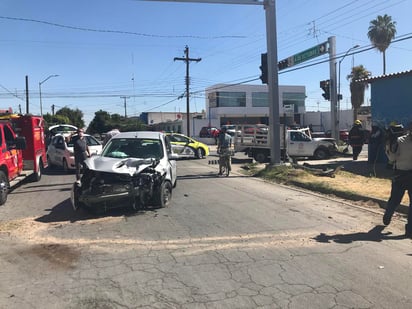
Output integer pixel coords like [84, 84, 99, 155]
[328, 36, 338, 141]
[264, 0, 281, 165]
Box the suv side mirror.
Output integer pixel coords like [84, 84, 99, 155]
[168, 153, 179, 160]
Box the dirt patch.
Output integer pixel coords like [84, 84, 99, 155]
[237, 162, 410, 207]
[0, 216, 124, 244]
[295, 170, 394, 201]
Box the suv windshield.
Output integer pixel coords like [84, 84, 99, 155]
[102, 138, 163, 160]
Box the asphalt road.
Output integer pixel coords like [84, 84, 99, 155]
[0, 158, 411, 308]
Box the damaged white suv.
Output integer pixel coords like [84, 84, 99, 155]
[71, 131, 178, 212]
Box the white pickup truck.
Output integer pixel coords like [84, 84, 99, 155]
[233, 124, 338, 163]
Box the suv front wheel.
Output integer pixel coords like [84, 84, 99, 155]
[153, 180, 172, 208]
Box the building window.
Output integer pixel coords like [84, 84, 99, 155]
[282, 92, 306, 111]
[217, 92, 246, 107]
[252, 92, 268, 107]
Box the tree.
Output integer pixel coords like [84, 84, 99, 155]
[367, 14, 397, 75]
[55, 107, 85, 129]
[87, 110, 147, 135]
[43, 113, 71, 129]
[347, 65, 371, 121]
[87, 110, 111, 134]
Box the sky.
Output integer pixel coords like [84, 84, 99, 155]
[0, 0, 411, 126]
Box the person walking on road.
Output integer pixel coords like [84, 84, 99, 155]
[348, 120, 366, 160]
[73, 128, 90, 182]
[217, 127, 232, 175]
[383, 122, 412, 238]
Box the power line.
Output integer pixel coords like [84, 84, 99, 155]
[0, 15, 245, 40]
[0, 84, 24, 101]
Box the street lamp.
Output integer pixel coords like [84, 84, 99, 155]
[337, 45, 359, 122]
[39, 74, 59, 116]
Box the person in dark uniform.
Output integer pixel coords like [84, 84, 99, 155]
[73, 128, 90, 182]
[348, 120, 366, 160]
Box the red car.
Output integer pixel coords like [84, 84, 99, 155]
[243, 124, 269, 135]
[325, 130, 349, 143]
[199, 126, 220, 138]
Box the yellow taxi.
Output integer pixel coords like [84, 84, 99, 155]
[166, 133, 209, 159]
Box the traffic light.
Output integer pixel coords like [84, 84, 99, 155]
[320, 79, 330, 101]
[259, 53, 268, 84]
[278, 59, 289, 71]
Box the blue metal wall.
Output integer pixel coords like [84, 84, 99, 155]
[371, 74, 412, 127]
[368, 73, 412, 163]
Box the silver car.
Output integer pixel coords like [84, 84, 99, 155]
[47, 133, 102, 172]
[71, 131, 178, 212]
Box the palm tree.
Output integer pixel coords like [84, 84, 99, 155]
[367, 14, 397, 75]
[347, 65, 371, 121]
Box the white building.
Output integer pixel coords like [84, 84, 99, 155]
[205, 83, 306, 127]
[140, 83, 365, 138]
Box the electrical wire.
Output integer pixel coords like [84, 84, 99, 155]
[0, 15, 245, 40]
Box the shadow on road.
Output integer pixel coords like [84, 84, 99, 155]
[43, 167, 75, 176]
[11, 182, 73, 196]
[35, 198, 147, 224]
[313, 225, 407, 243]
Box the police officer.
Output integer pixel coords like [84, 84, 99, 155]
[348, 120, 366, 160]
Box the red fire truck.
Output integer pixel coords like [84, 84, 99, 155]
[0, 113, 48, 205]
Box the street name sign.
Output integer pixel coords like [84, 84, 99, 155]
[293, 41, 328, 65]
[278, 41, 328, 70]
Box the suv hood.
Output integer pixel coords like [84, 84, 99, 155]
[84, 156, 158, 176]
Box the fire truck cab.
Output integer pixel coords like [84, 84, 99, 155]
[0, 113, 48, 205]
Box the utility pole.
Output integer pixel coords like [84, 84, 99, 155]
[25, 75, 29, 114]
[120, 96, 130, 117]
[174, 45, 201, 137]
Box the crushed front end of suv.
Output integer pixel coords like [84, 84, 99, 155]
[71, 131, 177, 212]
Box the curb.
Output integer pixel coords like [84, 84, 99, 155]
[233, 161, 409, 217]
[287, 180, 408, 215]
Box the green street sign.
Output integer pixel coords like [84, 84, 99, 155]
[293, 41, 328, 65]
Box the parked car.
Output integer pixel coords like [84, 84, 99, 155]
[242, 124, 269, 135]
[70, 131, 178, 212]
[199, 126, 220, 138]
[47, 133, 102, 172]
[166, 133, 209, 159]
[221, 124, 241, 137]
[325, 130, 350, 143]
[45, 124, 78, 147]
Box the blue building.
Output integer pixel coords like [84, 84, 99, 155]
[367, 70, 412, 126]
[362, 70, 412, 163]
